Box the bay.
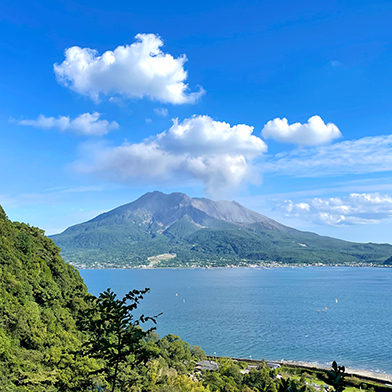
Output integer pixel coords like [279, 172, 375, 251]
[80, 267, 392, 374]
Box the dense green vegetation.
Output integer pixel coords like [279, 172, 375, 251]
[0, 205, 208, 391]
[77, 287, 161, 392]
[0, 205, 93, 391]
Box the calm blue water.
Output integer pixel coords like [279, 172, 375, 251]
[80, 267, 392, 374]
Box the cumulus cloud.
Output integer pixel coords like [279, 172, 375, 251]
[156, 115, 266, 157]
[154, 107, 169, 117]
[265, 134, 392, 177]
[18, 112, 119, 136]
[278, 193, 392, 226]
[74, 115, 267, 195]
[54, 33, 204, 104]
[262, 115, 342, 146]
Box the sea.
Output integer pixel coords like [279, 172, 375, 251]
[79, 267, 392, 374]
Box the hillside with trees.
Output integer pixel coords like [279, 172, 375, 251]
[0, 205, 205, 391]
[0, 205, 93, 390]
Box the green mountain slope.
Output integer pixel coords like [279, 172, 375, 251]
[182, 227, 392, 265]
[0, 205, 212, 391]
[0, 206, 96, 391]
[162, 216, 201, 239]
[50, 192, 392, 268]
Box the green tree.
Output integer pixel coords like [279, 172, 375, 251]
[278, 378, 306, 392]
[78, 288, 160, 392]
[190, 345, 207, 360]
[156, 334, 195, 373]
[327, 361, 346, 392]
[244, 367, 276, 392]
[221, 364, 243, 386]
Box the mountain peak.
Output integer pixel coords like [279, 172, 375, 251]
[105, 191, 278, 227]
[134, 191, 191, 205]
[56, 191, 285, 235]
[50, 191, 392, 268]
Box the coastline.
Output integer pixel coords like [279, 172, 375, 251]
[73, 264, 392, 270]
[280, 360, 392, 384]
[209, 356, 392, 384]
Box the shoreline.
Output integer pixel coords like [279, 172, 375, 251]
[75, 265, 392, 270]
[209, 356, 392, 384]
[280, 360, 392, 384]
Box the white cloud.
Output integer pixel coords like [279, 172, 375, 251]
[278, 193, 392, 226]
[54, 33, 204, 104]
[18, 112, 119, 136]
[262, 115, 341, 146]
[265, 134, 392, 177]
[157, 115, 266, 157]
[74, 115, 267, 195]
[154, 107, 169, 117]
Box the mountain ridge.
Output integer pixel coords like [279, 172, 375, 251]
[50, 191, 392, 268]
[81, 191, 283, 228]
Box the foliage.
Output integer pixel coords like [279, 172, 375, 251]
[0, 204, 209, 390]
[199, 358, 278, 392]
[78, 288, 160, 392]
[345, 377, 361, 387]
[277, 379, 305, 392]
[0, 205, 96, 391]
[0, 205, 209, 390]
[327, 361, 347, 392]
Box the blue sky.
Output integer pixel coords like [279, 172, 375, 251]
[1, 0, 392, 243]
